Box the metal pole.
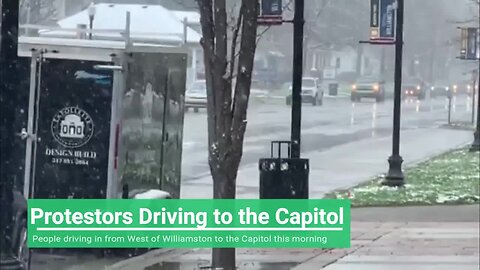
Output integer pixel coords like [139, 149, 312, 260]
[448, 96, 452, 125]
[470, 2, 480, 152]
[291, 0, 305, 158]
[471, 67, 480, 152]
[472, 78, 476, 125]
[89, 16, 93, 40]
[383, 0, 405, 186]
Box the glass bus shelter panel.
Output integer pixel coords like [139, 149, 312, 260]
[119, 52, 167, 194]
[118, 52, 186, 198]
[161, 54, 187, 199]
[33, 59, 113, 199]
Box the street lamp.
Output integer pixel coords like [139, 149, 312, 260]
[470, 2, 480, 152]
[88, 3, 96, 40]
[471, 68, 480, 152]
[291, 0, 305, 158]
[383, 0, 405, 187]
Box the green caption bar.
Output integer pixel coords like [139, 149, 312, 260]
[28, 199, 350, 248]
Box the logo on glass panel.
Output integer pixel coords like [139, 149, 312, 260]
[51, 107, 94, 148]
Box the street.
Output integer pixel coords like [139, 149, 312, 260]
[182, 95, 475, 182]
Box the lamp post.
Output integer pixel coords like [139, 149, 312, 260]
[470, 2, 480, 152]
[471, 62, 480, 152]
[88, 3, 96, 40]
[383, 0, 405, 187]
[291, 0, 305, 158]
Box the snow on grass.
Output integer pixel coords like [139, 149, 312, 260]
[328, 149, 480, 207]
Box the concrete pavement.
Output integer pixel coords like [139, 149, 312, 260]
[294, 222, 479, 270]
[104, 205, 480, 270]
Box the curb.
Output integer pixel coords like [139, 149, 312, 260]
[322, 138, 474, 199]
[105, 249, 191, 270]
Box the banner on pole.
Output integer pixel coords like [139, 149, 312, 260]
[460, 27, 479, 60]
[370, 0, 396, 43]
[258, 0, 283, 25]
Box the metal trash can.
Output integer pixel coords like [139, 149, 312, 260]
[328, 83, 339, 96]
[259, 141, 309, 199]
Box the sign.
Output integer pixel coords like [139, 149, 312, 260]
[467, 28, 478, 59]
[28, 199, 351, 249]
[370, 0, 380, 38]
[323, 68, 336, 80]
[370, 0, 396, 42]
[51, 107, 94, 148]
[258, 0, 283, 25]
[460, 27, 479, 60]
[460, 28, 468, 58]
[34, 59, 113, 199]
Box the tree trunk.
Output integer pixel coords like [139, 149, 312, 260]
[211, 170, 236, 269]
[197, 0, 258, 268]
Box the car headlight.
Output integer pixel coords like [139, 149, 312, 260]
[431, 86, 434, 90]
[453, 85, 457, 89]
[416, 85, 421, 90]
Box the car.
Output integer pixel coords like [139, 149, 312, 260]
[286, 77, 324, 106]
[185, 80, 207, 113]
[0, 190, 29, 270]
[429, 84, 450, 98]
[402, 79, 427, 100]
[350, 77, 386, 102]
[451, 82, 476, 96]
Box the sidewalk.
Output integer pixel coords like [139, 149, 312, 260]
[181, 127, 473, 199]
[107, 205, 480, 270]
[295, 221, 479, 270]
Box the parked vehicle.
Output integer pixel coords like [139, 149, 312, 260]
[350, 77, 386, 102]
[185, 80, 207, 113]
[286, 77, 324, 106]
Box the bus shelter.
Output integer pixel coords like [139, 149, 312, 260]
[18, 35, 187, 200]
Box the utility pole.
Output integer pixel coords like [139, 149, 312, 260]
[291, 0, 305, 158]
[383, 0, 405, 186]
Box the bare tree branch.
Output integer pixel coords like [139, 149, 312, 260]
[230, 0, 258, 162]
[229, 5, 244, 82]
[197, 0, 217, 153]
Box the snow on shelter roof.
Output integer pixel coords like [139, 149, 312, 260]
[39, 4, 201, 45]
[171, 10, 201, 24]
[18, 36, 187, 62]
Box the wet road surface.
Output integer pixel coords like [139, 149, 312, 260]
[181, 95, 475, 181]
